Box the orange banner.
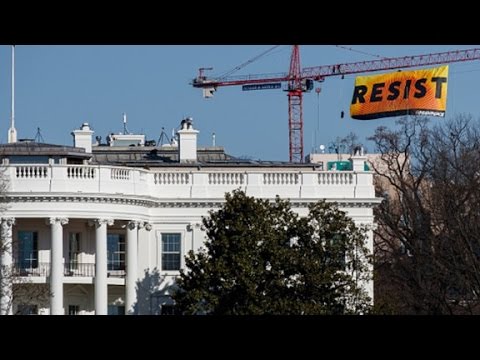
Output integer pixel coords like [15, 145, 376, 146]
[350, 65, 448, 120]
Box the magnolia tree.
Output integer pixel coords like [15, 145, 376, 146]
[173, 190, 372, 315]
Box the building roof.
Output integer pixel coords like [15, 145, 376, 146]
[91, 145, 232, 165]
[0, 141, 91, 159]
[91, 145, 320, 169]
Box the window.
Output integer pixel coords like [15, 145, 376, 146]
[9, 155, 50, 164]
[325, 234, 346, 270]
[108, 305, 125, 315]
[161, 304, 177, 315]
[17, 231, 38, 271]
[162, 233, 181, 271]
[150, 293, 177, 315]
[68, 233, 81, 270]
[107, 234, 125, 271]
[68, 305, 80, 315]
[17, 304, 38, 315]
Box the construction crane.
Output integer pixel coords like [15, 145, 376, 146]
[192, 46, 480, 163]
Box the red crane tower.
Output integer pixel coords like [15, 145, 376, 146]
[192, 45, 480, 163]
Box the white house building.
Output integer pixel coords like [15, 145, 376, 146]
[0, 119, 380, 315]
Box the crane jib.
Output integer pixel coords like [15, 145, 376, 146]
[193, 46, 480, 162]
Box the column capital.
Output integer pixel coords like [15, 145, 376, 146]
[140, 222, 152, 231]
[47, 217, 69, 226]
[187, 222, 202, 231]
[0, 217, 16, 227]
[127, 220, 140, 230]
[88, 218, 114, 227]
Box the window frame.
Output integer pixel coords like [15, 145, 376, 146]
[108, 305, 125, 315]
[68, 232, 81, 270]
[161, 233, 182, 271]
[17, 231, 39, 271]
[17, 304, 38, 315]
[107, 233, 125, 271]
[68, 305, 80, 315]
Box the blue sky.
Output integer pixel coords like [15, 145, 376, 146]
[0, 45, 479, 161]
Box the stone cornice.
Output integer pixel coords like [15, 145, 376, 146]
[2, 193, 382, 209]
[3, 194, 159, 208]
[291, 198, 383, 208]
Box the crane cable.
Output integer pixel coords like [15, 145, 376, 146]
[316, 88, 321, 152]
[339, 75, 345, 118]
[334, 45, 386, 59]
[333, 46, 385, 118]
[217, 45, 282, 79]
[450, 70, 455, 115]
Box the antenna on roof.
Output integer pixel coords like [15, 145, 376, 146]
[34, 127, 45, 143]
[157, 127, 171, 146]
[170, 128, 178, 146]
[8, 45, 17, 143]
[123, 113, 130, 135]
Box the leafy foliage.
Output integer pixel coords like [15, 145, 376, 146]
[174, 190, 372, 315]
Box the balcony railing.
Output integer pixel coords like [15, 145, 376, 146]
[6, 163, 375, 199]
[12, 262, 125, 278]
[13, 262, 49, 277]
[64, 262, 95, 277]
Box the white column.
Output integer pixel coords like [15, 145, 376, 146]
[188, 222, 202, 253]
[92, 218, 113, 315]
[125, 221, 139, 315]
[0, 217, 15, 315]
[125, 221, 152, 315]
[48, 217, 68, 315]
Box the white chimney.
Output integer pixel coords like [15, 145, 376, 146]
[72, 122, 94, 153]
[350, 146, 366, 172]
[177, 117, 199, 163]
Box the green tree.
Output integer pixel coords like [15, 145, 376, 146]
[173, 190, 372, 315]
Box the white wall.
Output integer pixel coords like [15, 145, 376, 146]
[5, 164, 380, 314]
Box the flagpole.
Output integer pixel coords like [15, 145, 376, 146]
[8, 45, 17, 143]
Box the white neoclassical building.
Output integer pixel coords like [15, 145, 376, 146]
[0, 119, 380, 315]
